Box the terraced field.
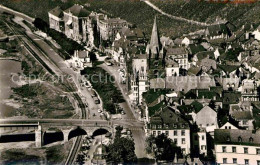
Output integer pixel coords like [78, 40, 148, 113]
[0, 0, 259, 37]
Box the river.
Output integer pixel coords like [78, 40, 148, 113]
[0, 60, 22, 118]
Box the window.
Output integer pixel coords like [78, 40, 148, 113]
[232, 147, 236, 153]
[153, 131, 156, 136]
[257, 148, 260, 155]
[202, 135, 205, 140]
[223, 158, 227, 164]
[250, 137, 254, 142]
[158, 131, 161, 135]
[245, 159, 249, 165]
[158, 125, 162, 129]
[233, 158, 237, 164]
[222, 146, 226, 153]
[165, 131, 169, 136]
[244, 147, 248, 154]
[174, 138, 177, 144]
[174, 130, 177, 136]
[257, 160, 260, 165]
[182, 138, 186, 144]
[238, 136, 242, 142]
[182, 148, 186, 154]
[181, 130, 185, 136]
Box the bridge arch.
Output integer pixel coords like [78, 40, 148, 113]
[68, 127, 87, 140]
[92, 128, 109, 137]
[43, 127, 64, 145]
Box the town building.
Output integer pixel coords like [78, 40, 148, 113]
[146, 107, 191, 155]
[195, 106, 218, 134]
[165, 47, 189, 70]
[69, 50, 92, 69]
[130, 54, 149, 104]
[97, 14, 128, 41]
[63, 4, 91, 42]
[48, 6, 64, 32]
[192, 129, 207, 156]
[214, 129, 260, 165]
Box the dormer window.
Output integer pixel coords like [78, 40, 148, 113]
[238, 136, 242, 142]
[174, 124, 177, 128]
[249, 137, 254, 142]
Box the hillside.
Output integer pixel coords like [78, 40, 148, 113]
[0, 0, 259, 37]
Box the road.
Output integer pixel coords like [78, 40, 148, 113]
[2, 7, 148, 159]
[100, 64, 147, 158]
[141, 0, 209, 26]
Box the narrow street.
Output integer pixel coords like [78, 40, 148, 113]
[99, 63, 147, 158]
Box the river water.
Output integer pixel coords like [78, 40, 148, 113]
[0, 60, 22, 118]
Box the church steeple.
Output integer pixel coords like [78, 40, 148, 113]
[149, 16, 161, 59]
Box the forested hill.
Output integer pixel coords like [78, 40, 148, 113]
[1, 0, 259, 37]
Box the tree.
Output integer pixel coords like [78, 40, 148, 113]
[106, 125, 137, 164]
[146, 134, 182, 162]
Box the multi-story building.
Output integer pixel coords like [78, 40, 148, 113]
[130, 54, 149, 104]
[166, 47, 189, 70]
[165, 58, 179, 77]
[146, 107, 191, 155]
[215, 129, 260, 165]
[49, 4, 95, 45]
[63, 4, 90, 42]
[192, 129, 207, 156]
[48, 6, 64, 32]
[240, 79, 259, 102]
[97, 14, 128, 41]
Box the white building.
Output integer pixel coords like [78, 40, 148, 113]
[166, 47, 189, 70]
[147, 107, 191, 155]
[48, 6, 64, 32]
[130, 54, 149, 104]
[97, 14, 128, 41]
[253, 25, 260, 41]
[215, 129, 260, 165]
[192, 129, 207, 156]
[69, 50, 92, 69]
[195, 106, 218, 134]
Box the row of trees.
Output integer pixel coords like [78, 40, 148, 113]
[33, 18, 84, 59]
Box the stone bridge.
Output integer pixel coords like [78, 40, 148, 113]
[0, 122, 114, 147]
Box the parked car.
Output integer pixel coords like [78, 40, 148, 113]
[90, 89, 96, 97]
[93, 97, 100, 104]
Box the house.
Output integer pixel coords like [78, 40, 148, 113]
[219, 121, 238, 130]
[192, 129, 207, 156]
[195, 106, 218, 134]
[63, 4, 91, 42]
[205, 22, 230, 40]
[229, 102, 254, 130]
[214, 129, 260, 165]
[97, 14, 128, 41]
[253, 25, 260, 41]
[69, 50, 92, 69]
[181, 37, 192, 47]
[166, 47, 189, 70]
[160, 36, 174, 47]
[239, 79, 259, 102]
[146, 107, 191, 155]
[48, 6, 64, 32]
[165, 58, 179, 77]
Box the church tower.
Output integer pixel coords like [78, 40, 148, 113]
[147, 16, 161, 59]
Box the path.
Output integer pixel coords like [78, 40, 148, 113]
[141, 0, 209, 26]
